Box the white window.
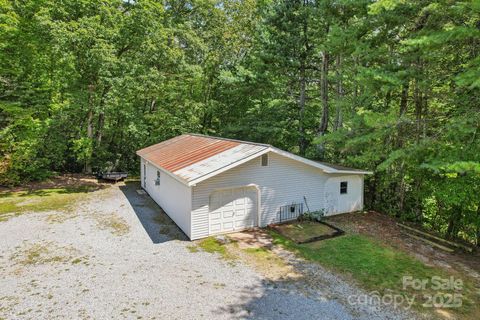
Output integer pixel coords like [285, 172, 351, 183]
[155, 170, 161, 186]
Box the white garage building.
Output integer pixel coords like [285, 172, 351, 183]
[137, 134, 371, 240]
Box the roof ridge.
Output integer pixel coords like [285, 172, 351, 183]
[185, 133, 272, 148]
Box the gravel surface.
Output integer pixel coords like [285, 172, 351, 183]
[0, 182, 415, 320]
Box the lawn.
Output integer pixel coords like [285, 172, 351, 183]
[0, 186, 97, 221]
[269, 230, 479, 319]
[273, 221, 338, 243]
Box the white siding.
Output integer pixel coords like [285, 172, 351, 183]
[191, 152, 335, 240]
[324, 175, 364, 215]
[142, 159, 192, 238]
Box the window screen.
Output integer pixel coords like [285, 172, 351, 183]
[155, 171, 161, 185]
[261, 154, 268, 166]
[340, 181, 348, 194]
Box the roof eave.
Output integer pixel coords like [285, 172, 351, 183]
[138, 154, 191, 186]
[269, 147, 372, 175]
[330, 170, 373, 175]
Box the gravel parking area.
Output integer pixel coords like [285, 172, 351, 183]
[0, 182, 413, 320]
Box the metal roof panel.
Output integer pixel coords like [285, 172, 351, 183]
[137, 134, 371, 185]
[174, 144, 268, 182]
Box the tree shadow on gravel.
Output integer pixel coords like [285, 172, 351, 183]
[213, 279, 362, 320]
[119, 181, 188, 243]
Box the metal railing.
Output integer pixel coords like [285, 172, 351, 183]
[278, 203, 304, 223]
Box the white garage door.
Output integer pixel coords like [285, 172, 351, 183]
[209, 186, 257, 234]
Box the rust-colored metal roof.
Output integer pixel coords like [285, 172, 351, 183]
[137, 134, 371, 186]
[136, 134, 241, 173]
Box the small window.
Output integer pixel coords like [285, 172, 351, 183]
[155, 171, 161, 185]
[261, 154, 268, 166]
[340, 181, 348, 194]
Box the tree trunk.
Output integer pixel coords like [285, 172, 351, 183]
[400, 82, 409, 116]
[397, 82, 409, 148]
[96, 112, 104, 145]
[317, 50, 329, 158]
[423, 88, 429, 138]
[334, 55, 343, 131]
[298, 60, 307, 155]
[86, 84, 95, 174]
[150, 98, 156, 113]
[298, 3, 310, 156]
[413, 79, 423, 143]
[477, 203, 480, 247]
[85, 109, 93, 174]
[446, 208, 460, 240]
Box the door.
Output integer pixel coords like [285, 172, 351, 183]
[209, 186, 257, 234]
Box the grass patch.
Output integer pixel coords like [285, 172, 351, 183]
[274, 221, 337, 243]
[0, 187, 96, 221]
[241, 246, 295, 279]
[269, 231, 479, 318]
[10, 242, 81, 266]
[93, 213, 130, 236]
[197, 237, 236, 260]
[243, 247, 285, 266]
[186, 245, 199, 253]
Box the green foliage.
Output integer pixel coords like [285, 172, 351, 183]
[299, 209, 325, 222]
[0, 0, 478, 244]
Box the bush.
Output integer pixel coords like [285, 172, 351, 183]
[299, 209, 325, 222]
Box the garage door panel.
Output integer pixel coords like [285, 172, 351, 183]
[222, 210, 234, 218]
[209, 186, 257, 235]
[235, 208, 245, 217]
[210, 212, 221, 220]
[235, 220, 246, 228]
[222, 221, 234, 231]
[210, 223, 221, 233]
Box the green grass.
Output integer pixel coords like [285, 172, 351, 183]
[197, 237, 236, 260]
[242, 247, 287, 270]
[275, 221, 336, 243]
[0, 186, 96, 221]
[186, 245, 199, 253]
[10, 242, 80, 266]
[269, 230, 479, 317]
[92, 213, 130, 236]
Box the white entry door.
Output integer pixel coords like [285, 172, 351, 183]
[209, 187, 257, 234]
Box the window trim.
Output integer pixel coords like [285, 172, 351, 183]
[340, 181, 348, 194]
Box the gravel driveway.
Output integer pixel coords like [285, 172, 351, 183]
[0, 182, 412, 320]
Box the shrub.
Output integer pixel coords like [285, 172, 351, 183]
[299, 209, 325, 222]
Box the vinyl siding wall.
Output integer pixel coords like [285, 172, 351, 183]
[191, 152, 366, 240]
[141, 158, 192, 238]
[324, 175, 364, 215]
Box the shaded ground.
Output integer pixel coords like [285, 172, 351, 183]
[0, 174, 109, 193]
[0, 182, 411, 320]
[119, 181, 188, 243]
[325, 211, 480, 280]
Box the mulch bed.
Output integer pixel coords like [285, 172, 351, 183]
[269, 219, 344, 244]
